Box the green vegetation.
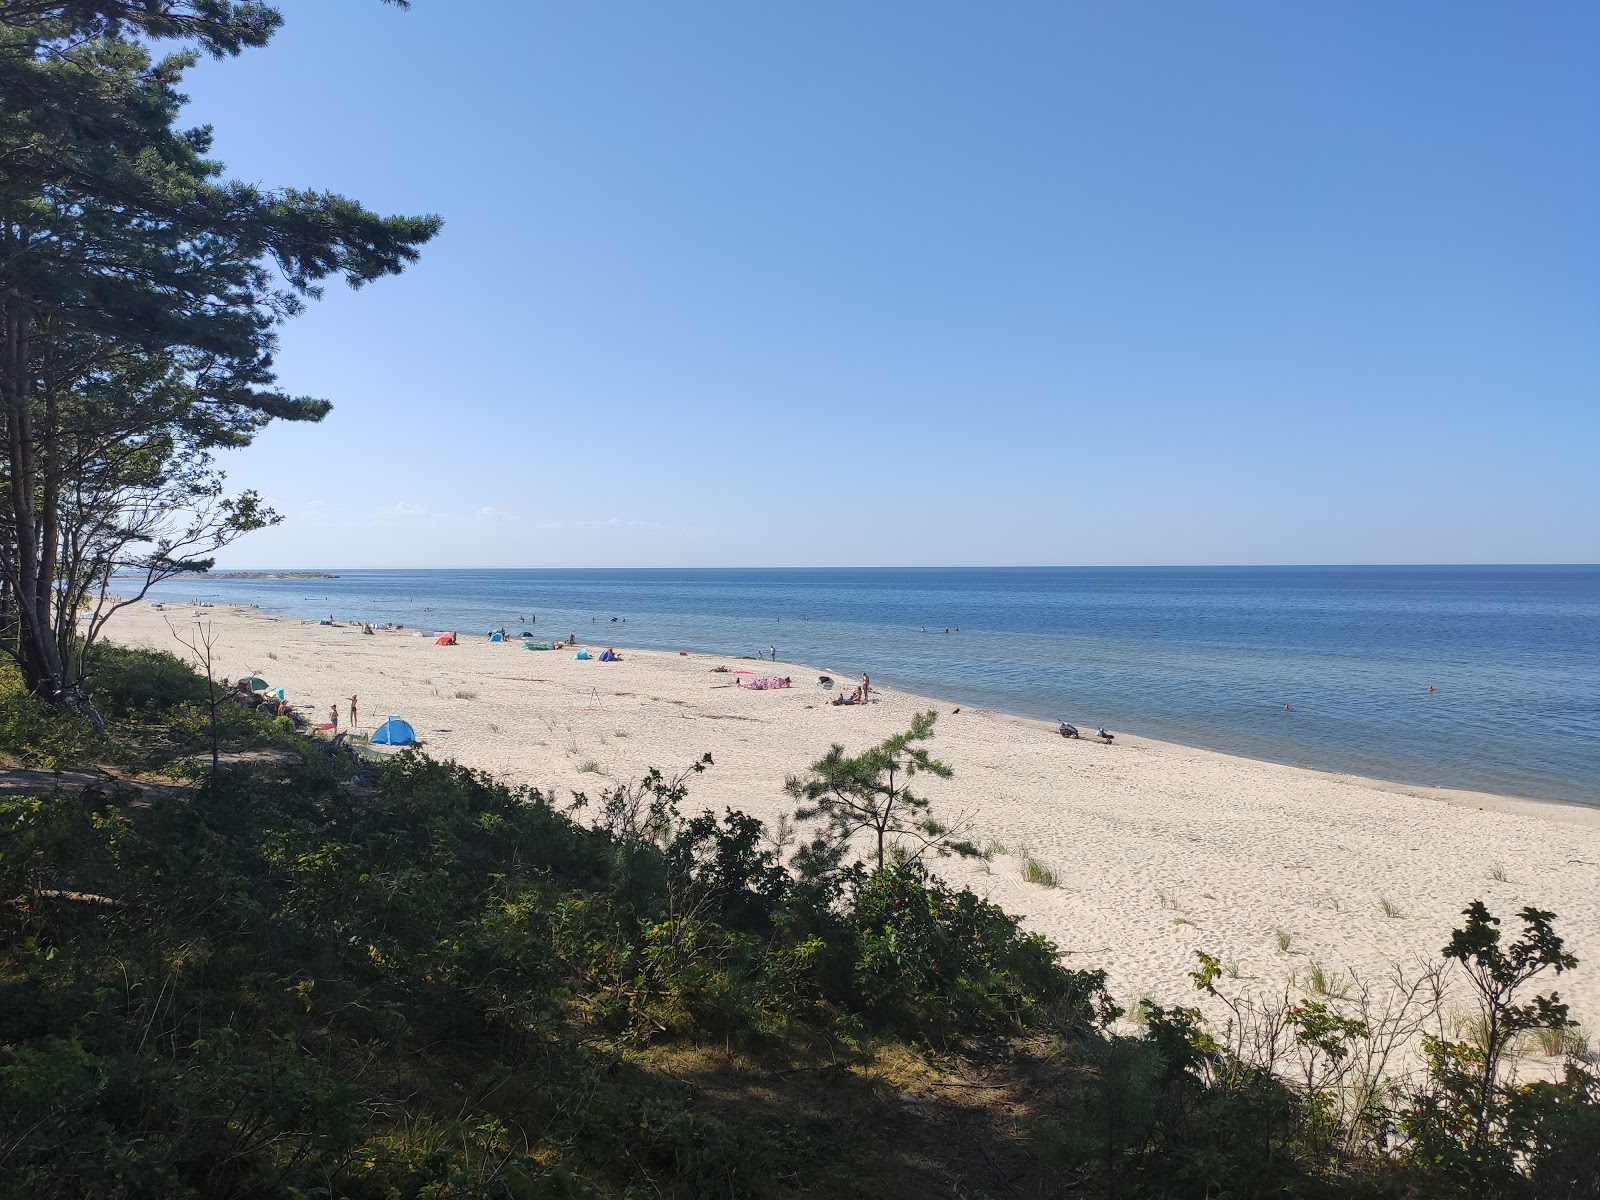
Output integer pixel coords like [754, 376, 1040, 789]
[1381, 895, 1405, 919]
[1307, 959, 1348, 999]
[1531, 1022, 1590, 1060]
[3, 654, 1597, 1198]
[784, 709, 978, 871]
[0, 3, 437, 702]
[454, 690, 479, 700]
[1019, 853, 1061, 888]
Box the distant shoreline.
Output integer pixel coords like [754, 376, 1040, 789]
[209, 571, 341, 580]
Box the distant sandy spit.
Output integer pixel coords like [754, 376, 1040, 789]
[109, 603, 1600, 1034]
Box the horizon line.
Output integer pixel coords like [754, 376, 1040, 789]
[193, 562, 1600, 572]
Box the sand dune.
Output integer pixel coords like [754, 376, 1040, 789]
[111, 603, 1600, 1038]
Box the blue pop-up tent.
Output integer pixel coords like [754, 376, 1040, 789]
[369, 716, 416, 746]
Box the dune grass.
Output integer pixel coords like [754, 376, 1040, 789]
[1019, 853, 1060, 888]
[1531, 1023, 1589, 1059]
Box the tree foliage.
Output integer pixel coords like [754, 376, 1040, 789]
[785, 709, 978, 872]
[0, 0, 438, 699]
[1403, 902, 1580, 1198]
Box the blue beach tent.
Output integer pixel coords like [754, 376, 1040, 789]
[369, 716, 416, 746]
[488, 630, 504, 642]
[573, 649, 589, 660]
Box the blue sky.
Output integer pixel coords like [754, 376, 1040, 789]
[182, 1, 1598, 567]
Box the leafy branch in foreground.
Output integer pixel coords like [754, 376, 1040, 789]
[1403, 901, 1579, 1199]
[785, 709, 979, 872]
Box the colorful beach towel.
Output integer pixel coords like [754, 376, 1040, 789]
[739, 676, 791, 690]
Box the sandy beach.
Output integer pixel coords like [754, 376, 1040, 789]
[110, 603, 1600, 1036]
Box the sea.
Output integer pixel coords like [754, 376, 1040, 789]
[141, 566, 1600, 805]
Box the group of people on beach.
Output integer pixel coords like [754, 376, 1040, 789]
[828, 672, 871, 706]
[326, 695, 358, 734]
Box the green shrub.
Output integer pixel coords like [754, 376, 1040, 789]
[847, 860, 1114, 1040]
[86, 645, 210, 714]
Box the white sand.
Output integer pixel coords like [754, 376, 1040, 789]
[111, 603, 1600, 1034]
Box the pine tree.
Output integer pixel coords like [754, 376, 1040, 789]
[0, 1, 439, 698]
[786, 710, 979, 872]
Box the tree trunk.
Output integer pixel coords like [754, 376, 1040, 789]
[1, 303, 66, 696]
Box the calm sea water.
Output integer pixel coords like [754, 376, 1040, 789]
[142, 566, 1600, 804]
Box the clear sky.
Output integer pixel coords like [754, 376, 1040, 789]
[180, 1, 1599, 568]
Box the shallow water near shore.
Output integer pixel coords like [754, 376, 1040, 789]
[143, 565, 1600, 804]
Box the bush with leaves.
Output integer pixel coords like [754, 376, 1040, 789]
[848, 859, 1115, 1041]
[1403, 901, 1581, 1199]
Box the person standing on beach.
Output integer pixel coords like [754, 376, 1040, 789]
[349, 695, 358, 726]
[861, 673, 870, 704]
[770, 646, 776, 661]
[329, 704, 339, 732]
